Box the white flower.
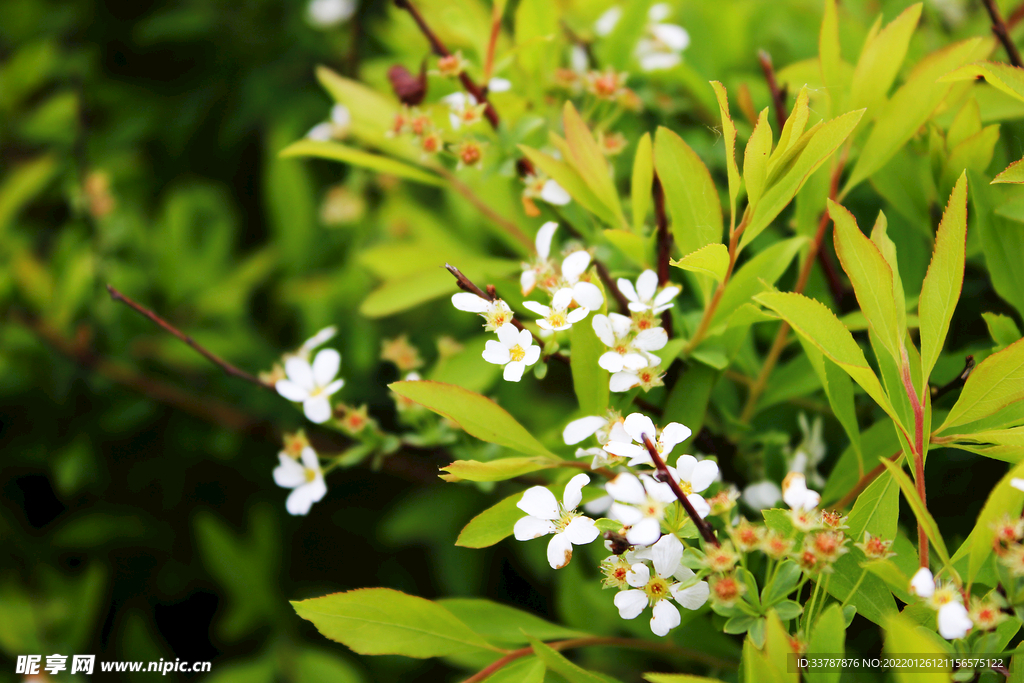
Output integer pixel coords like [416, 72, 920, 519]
[592, 313, 666, 372]
[595, 6, 623, 36]
[513, 474, 601, 568]
[488, 77, 512, 92]
[1012, 478, 1024, 492]
[782, 472, 820, 511]
[306, 0, 356, 28]
[275, 349, 344, 423]
[742, 480, 782, 510]
[609, 364, 663, 393]
[451, 292, 515, 331]
[612, 534, 709, 636]
[273, 446, 328, 515]
[563, 415, 612, 445]
[560, 250, 605, 310]
[910, 567, 935, 598]
[603, 413, 691, 467]
[576, 446, 616, 470]
[483, 323, 541, 381]
[307, 105, 351, 141]
[618, 270, 680, 314]
[635, 5, 689, 72]
[520, 221, 559, 295]
[790, 413, 827, 487]
[524, 288, 589, 331]
[937, 600, 973, 640]
[570, 44, 589, 75]
[306, 122, 333, 141]
[540, 180, 571, 205]
[605, 471, 678, 546]
[910, 569, 973, 639]
[442, 92, 483, 130]
[294, 326, 338, 360]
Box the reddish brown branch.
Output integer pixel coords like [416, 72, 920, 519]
[594, 259, 631, 313]
[983, 0, 1024, 67]
[758, 50, 788, 132]
[931, 355, 975, 401]
[107, 284, 273, 390]
[641, 435, 720, 547]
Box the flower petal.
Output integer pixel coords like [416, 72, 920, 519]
[606, 473, 647, 504]
[303, 397, 333, 424]
[513, 515, 557, 540]
[324, 379, 345, 396]
[659, 423, 692, 453]
[672, 581, 710, 610]
[636, 270, 659, 302]
[609, 313, 633, 339]
[635, 327, 668, 351]
[299, 446, 320, 472]
[284, 357, 315, 391]
[617, 277, 639, 303]
[626, 562, 651, 588]
[652, 23, 690, 51]
[650, 600, 681, 636]
[482, 340, 512, 365]
[518, 486, 560, 519]
[937, 601, 972, 640]
[686, 494, 710, 519]
[622, 353, 649, 371]
[910, 567, 935, 598]
[603, 441, 645, 459]
[492, 322, 518, 348]
[614, 589, 648, 620]
[624, 413, 658, 445]
[563, 416, 607, 445]
[561, 251, 591, 284]
[563, 473, 591, 510]
[273, 454, 306, 488]
[675, 454, 697, 481]
[610, 502, 644, 526]
[562, 516, 600, 545]
[547, 532, 574, 569]
[609, 371, 640, 392]
[524, 346, 541, 366]
[573, 282, 604, 310]
[452, 292, 490, 313]
[276, 379, 310, 403]
[503, 361, 526, 382]
[599, 351, 626, 373]
[591, 314, 615, 347]
[540, 181, 571, 206]
[520, 269, 537, 295]
[653, 286, 681, 308]
[312, 348, 341, 386]
[566, 307, 589, 323]
[523, 300, 551, 316]
[689, 459, 719, 493]
[626, 517, 662, 546]
[286, 482, 324, 515]
[651, 533, 683, 578]
[742, 481, 782, 509]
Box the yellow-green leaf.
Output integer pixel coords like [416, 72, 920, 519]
[710, 82, 741, 222]
[672, 243, 729, 282]
[456, 491, 525, 548]
[993, 156, 1024, 184]
[654, 126, 723, 255]
[389, 380, 557, 457]
[879, 459, 951, 568]
[520, 145, 619, 226]
[869, 211, 908, 350]
[884, 613, 950, 683]
[604, 229, 646, 265]
[711, 236, 806, 328]
[938, 337, 1024, 432]
[528, 635, 606, 683]
[563, 102, 624, 226]
[940, 61, 1024, 103]
[632, 132, 654, 233]
[440, 457, 556, 482]
[918, 173, 968, 391]
[829, 200, 903, 366]
[571, 318, 610, 415]
[754, 292, 902, 430]
[292, 588, 501, 657]
[743, 108, 772, 208]
[819, 0, 845, 114]
[280, 140, 442, 186]
[771, 87, 809, 167]
[847, 4, 922, 112]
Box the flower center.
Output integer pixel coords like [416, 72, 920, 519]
[644, 576, 670, 603]
[614, 344, 629, 355]
[304, 468, 317, 483]
[548, 311, 567, 328]
[509, 344, 526, 362]
[641, 497, 664, 519]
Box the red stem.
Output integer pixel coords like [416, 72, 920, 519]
[900, 361, 930, 569]
[641, 435, 720, 547]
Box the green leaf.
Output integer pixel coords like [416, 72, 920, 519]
[455, 492, 524, 548]
[489, 658, 546, 683]
[938, 337, 1024, 432]
[604, 229, 646, 265]
[771, 88, 809, 166]
[764, 612, 798, 683]
[280, 140, 442, 186]
[993, 156, 1024, 183]
[971, 169, 1024, 319]
[940, 61, 1024, 103]
[806, 605, 845, 683]
[884, 613, 950, 683]
[644, 675, 728, 683]
[654, 126, 723, 301]
[879, 459, 950, 567]
[754, 292, 901, 429]
[743, 108, 772, 208]
[710, 82, 741, 223]
[742, 109, 864, 250]
[360, 269, 457, 318]
[571, 319, 610, 415]
[711, 237, 807, 328]
[389, 380, 556, 457]
[799, 339, 862, 469]
[631, 133, 654, 233]
[869, 211, 907, 352]
[528, 635, 610, 683]
[441, 457, 556, 482]
[0, 154, 57, 237]
[818, 0, 845, 115]
[662, 362, 718, 441]
[919, 173, 968, 390]
[672, 244, 729, 282]
[520, 145, 619, 226]
[438, 598, 588, 645]
[847, 4, 922, 112]
[294, 649, 365, 683]
[292, 588, 501, 657]
[564, 102, 625, 226]
[863, 559, 910, 597]
[315, 66, 410, 157]
[966, 459, 1024, 587]
[983, 312, 1022, 349]
[829, 199, 903, 365]
[843, 37, 990, 193]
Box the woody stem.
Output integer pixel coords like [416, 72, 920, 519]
[641, 435, 720, 547]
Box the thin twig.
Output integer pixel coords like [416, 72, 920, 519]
[483, 3, 501, 82]
[758, 50, 788, 132]
[982, 0, 1024, 67]
[107, 284, 273, 390]
[1009, 0, 1024, 28]
[594, 258, 630, 313]
[931, 355, 975, 401]
[641, 435, 720, 547]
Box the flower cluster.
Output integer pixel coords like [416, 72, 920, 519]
[272, 327, 345, 424]
[594, 3, 690, 72]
